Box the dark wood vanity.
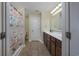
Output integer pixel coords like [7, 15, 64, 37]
[43, 32, 62, 56]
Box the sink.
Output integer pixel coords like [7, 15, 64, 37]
[51, 32, 62, 38]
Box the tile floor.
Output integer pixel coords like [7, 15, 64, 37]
[19, 40, 50, 56]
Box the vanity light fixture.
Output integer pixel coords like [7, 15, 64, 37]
[53, 8, 62, 16]
[50, 3, 62, 16]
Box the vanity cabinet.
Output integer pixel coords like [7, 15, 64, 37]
[43, 32, 62, 56]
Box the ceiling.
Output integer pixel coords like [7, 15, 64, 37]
[11, 2, 58, 16]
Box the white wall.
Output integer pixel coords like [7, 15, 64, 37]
[40, 11, 52, 43]
[41, 11, 51, 32]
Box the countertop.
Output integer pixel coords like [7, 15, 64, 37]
[43, 31, 62, 41]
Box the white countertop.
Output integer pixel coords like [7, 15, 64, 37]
[43, 31, 62, 41]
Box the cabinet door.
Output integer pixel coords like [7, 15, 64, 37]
[47, 34, 50, 51]
[45, 33, 47, 47]
[56, 39, 62, 56]
[43, 32, 45, 44]
[56, 46, 61, 56]
[50, 36, 56, 56]
[43, 32, 47, 46]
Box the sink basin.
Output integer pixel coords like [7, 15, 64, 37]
[51, 32, 62, 39]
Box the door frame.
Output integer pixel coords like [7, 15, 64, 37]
[29, 12, 42, 43]
[62, 2, 70, 56]
[0, 2, 6, 56]
[0, 2, 2, 56]
[2, 2, 6, 56]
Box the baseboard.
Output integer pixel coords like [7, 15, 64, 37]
[29, 39, 43, 44]
[39, 40, 44, 43]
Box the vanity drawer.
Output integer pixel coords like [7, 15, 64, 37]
[56, 39, 62, 48]
[50, 36, 55, 42]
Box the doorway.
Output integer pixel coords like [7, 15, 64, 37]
[29, 12, 42, 42]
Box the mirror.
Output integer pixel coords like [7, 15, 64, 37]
[50, 3, 62, 32]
